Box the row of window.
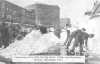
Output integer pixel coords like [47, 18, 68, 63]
[0, 3, 36, 21]
[6, 7, 36, 20]
[4, 6, 22, 22]
[24, 10, 35, 19]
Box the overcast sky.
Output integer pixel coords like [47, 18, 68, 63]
[6, 0, 93, 18]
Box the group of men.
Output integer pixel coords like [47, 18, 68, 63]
[36, 24, 95, 56]
[65, 24, 94, 55]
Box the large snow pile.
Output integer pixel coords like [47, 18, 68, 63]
[30, 32, 60, 54]
[59, 29, 67, 44]
[0, 30, 42, 58]
[0, 30, 60, 58]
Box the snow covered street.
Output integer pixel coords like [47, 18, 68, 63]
[0, 30, 66, 58]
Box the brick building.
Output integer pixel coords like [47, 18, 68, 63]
[25, 3, 60, 27]
[1, 0, 24, 23]
[22, 8, 36, 25]
[0, 0, 36, 25]
[0, 0, 60, 28]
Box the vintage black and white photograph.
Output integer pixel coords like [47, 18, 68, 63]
[0, 0, 99, 64]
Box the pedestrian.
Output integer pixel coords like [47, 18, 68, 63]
[0, 22, 10, 48]
[79, 28, 94, 54]
[39, 25, 48, 34]
[81, 31, 94, 52]
[67, 28, 94, 55]
[67, 29, 83, 55]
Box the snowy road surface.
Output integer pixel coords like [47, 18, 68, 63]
[88, 55, 100, 64]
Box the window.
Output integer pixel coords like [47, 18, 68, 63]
[7, 15, 11, 20]
[13, 11, 16, 15]
[16, 17, 20, 22]
[26, 12, 30, 17]
[6, 8, 9, 11]
[6, 7, 10, 12]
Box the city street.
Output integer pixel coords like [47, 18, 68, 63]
[87, 54, 100, 64]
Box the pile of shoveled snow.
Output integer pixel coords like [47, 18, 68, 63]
[0, 30, 60, 58]
[0, 30, 41, 58]
[30, 32, 60, 54]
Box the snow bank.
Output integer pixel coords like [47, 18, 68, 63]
[0, 30, 42, 58]
[0, 30, 60, 58]
[59, 29, 67, 44]
[30, 32, 60, 54]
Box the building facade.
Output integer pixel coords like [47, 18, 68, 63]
[0, 0, 60, 28]
[0, 0, 36, 25]
[26, 3, 60, 28]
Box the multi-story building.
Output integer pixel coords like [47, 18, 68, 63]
[22, 8, 36, 25]
[0, 0, 60, 28]
[0, 0, 36, 25]
[26, 3, 60, 28]
[0, 0, 23, 23]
